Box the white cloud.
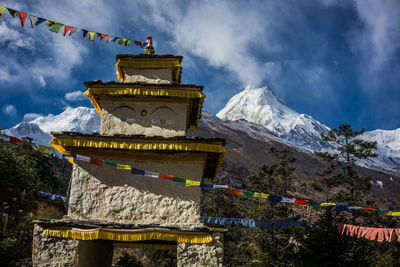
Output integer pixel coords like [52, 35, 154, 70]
[37, 75, 46, 87]
[0, 22, 35, 51]
[2, 104, 17, 116]
[23, 113, 42, 121]
[65, 90, 85, 101]
[145, 0, 269, 86]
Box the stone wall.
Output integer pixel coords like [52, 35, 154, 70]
[67, 156, 205, 226]
[100, 101, 188, 137]
[177, 231, 224, 267]
[32, 224, 79, 267]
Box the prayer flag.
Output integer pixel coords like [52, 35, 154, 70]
[186, 180, 200, 186]
[248, 220, 256, 227]
[233, 218, 241, 225]
[281, 197, 295, 203]
[268, 195, 283, 203]
[321, 203, 336, 207]
[35, 18, 46, 26]
[112, 37, 120, 42]
[118, 38, 126, 45]
[0, 5, 5, 19]
[99, 34, 108, 40]
[386, 211, 400, 216]
[37, 145, 52, 154]
[18, 12, 27, 27]
[349, 206, 362, 210]
[69, 27, 80, 36]
[260, 193, 269, 198]
[88, 31, 95, 41]
[361, 208, 376, 211]
[90, 158, 103, 167]
[104, 160, 117, 166]
[241, 219, 249, 227]
[45, 21, 55, 27]
[242, 190, 255, 196]
[294, 199, 308, 205]
[117, 164, 131, 170]
[227, 187, 241, 195]
[376, 209, 388, 212]
[218, 218, 225, 225]
[106, 36, 114, 43]
[7, 8, 18, 18]
[227, 218, 234, 225]
[158, 173, 173, 179]
[125, 40, 131, 46]
[10, 137, 23, 145]
[62, 25, 73, 36]
[254, 193, 260, 198]
[144, 170, 158, 178]
[28, 15, 37, 28]
[76, 154, 90, 162]
[134, 40, 143, 47]
[131, 167, 145, 175]
[65, 156, 74, 164]
[82, 30, 88, 38]
[336, 205, 349, 213]
[213, 185, 228, 189]
[200, 182, 214, 188]
[172, 177, 186, 183]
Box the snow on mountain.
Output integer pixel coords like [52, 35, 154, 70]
[216, 85, 331, 150]
[5, 107, 100, 146]
[216, 85, 400, 175]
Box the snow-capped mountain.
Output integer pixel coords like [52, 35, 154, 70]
[5, 107, 100, 146]
[217, 85, 331, 151]
[3, 86, 399, 175]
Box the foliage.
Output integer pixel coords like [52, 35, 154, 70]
[145, 250, 177, 267]
[314, 124, 378, 205]
[116, 252, 143, 267]
[0, 237, 17, 265]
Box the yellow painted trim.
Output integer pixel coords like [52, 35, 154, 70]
[83, 87, 205, 129]
[50, 137, 225, 179]
[45, 228, 212, 244]
[114, 243, 176, 250]
[115, 59, 181, 83]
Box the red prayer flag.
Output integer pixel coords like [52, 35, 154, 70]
[18, 12, 27, 27]
[134, 41, 143, 47]
[227, 187, 241, 195]
[158, 174, 173, 179]
[90, 158, 103, 167]
[99, 34, 109, 41]
[294, 199, 309, 205]
[62, 25, 73, 36]
[362, 208, 376, 211]
[10, 137, 23, 145]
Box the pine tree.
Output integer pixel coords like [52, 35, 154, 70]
[314, 124, 378, 206]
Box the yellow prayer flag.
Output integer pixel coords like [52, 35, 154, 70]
[254, 193, 260, 198]
[386, 211, 400, 216]
[117, 164, 131, 170]
[118, 38, 126, 45]
[0, 5, 5, 19]
[37, 145, 52, 154]
[260, 193, 269, 198]
[186, 180, 200, 186]
[321, 203, 336, 207]
[88, 31, 95, 41]
[45, 20, 55, 27]
[66, 156, 74, 164]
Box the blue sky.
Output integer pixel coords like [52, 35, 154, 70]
[1, 0, 399, 131]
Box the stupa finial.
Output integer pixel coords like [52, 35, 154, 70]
[145, 35, 155, 55]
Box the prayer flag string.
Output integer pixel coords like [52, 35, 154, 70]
[1, 133, 399, 217]
[0, 4, 144, 48]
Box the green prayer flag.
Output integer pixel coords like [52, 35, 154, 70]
[104, 160, 118, 166]
[242, 190, 255, 196]
[118, 38, 126, 45]
[7, 8, 18, 18]
[36, 145, 52, 155]
[172, 177, 186, 183]
[124, 40, 131, 46]
[45, 20, 55, 27]
[0, 6, 5, 19]
[376, 209, 388, 212]
[308, 201, 321, 207]
[49, 23, 64, 33]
